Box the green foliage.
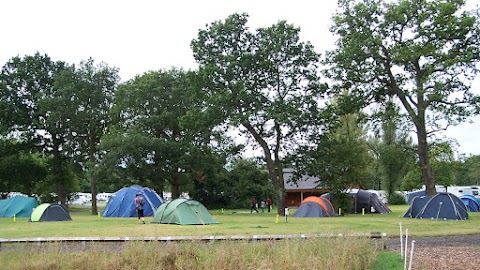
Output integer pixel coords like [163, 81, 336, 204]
[102, 69, 225, 198]
[226, 159, 274, 208]
[54, 58, 119, 212]
[302, 113, 374, 196]
[192, 13, 324, 212]
[429, 142, 457, 187]
[189, 158, 273, 209]
[331, 189, 353, 214]
[371, 251, 404, 270]
[0, 53, 65, 141]
[374, 101, 416, 195]
[464, 155, 480, 185]
[0, 146, 47, 195]
[447, 154, 480, 186]
[401, 166, 423, 191]
[326, 0, 480, 195]
[0, 53, 75, 203]
[387, 192, 406, 205]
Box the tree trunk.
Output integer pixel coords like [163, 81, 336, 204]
[274, 158, 286, 215]
[242, 122, 286, 215]
[171, 168, 181, 199]
[52, 135, 66, 205]
[153, 156, 165, 200]
[416, 124, 436, 196]
[171, 183, 180, 199]
[391, 69, 436, 196]
[89, 131, 98, 215]
[154, 177, 165, 201]
[90, 173, 98, 215]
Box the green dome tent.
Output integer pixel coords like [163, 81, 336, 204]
[0, 196, 38, 218]
[29, 203, 72, 222]
[152, 198, 219, 225]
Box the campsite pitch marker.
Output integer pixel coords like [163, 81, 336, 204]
[408, 240, 415, 270]
[404, 228, 409, 270]
[400, 223, 403, 258]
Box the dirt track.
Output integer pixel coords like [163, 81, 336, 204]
[386, 234, 480, 270]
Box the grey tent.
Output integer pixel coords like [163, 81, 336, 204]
[322, 189, 391, 214]
[292, 196, 337, 218]
[352, 189, 391, 214]
[403, 192, 468, 220]
[29, 203, 72, 222]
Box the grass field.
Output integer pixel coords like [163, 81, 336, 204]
[1, 205, 479, 239]
[4, 205, 473, 269]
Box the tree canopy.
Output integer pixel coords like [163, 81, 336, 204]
[325, 0, 480, 195]
[191, 13, 324, 214]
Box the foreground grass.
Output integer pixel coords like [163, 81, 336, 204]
[1, 205, 479, 239]
[4, 205, 461, 269]
[0, 237, 379, 270]
[371, 251, 405, 270]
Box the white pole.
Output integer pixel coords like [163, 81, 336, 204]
[399, 223, 404, 259]
[436, 202, 443, 219]
[408, 240, 416, 270]
[404, 228, 409, 270]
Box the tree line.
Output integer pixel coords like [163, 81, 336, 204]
[1, 0, 479, 214]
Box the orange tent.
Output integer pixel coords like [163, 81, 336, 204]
[292, 196, 336, 218]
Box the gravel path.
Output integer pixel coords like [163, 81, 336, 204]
[386, 234, 480, 270]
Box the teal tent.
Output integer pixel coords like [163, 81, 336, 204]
[0, 196, 39, 218]
[152, 198, 219, 225]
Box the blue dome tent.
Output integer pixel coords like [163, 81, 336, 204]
[102, 185, 163, 217]
[403, 192, 468, 220]
[406, 190, 426, 204]
[460, 195, 480, 212]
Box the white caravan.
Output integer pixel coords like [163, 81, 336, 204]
[446, 186, 480, 199]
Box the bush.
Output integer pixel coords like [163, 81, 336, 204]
[388, 193, 406, 205]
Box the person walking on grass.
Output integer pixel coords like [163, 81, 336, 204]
[266, 197, 272, 213]
[134, 193, 146, 224]
[251, 196, 259, 213]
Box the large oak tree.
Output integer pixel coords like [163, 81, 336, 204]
[191, 13, 323, 214]
[0, 53, 77, 204]
[55, 58, 119, 214]
[103, 69, 223, 199]
[325, 0, 480, 195]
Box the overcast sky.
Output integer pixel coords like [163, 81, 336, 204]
[1, 0, 479, 157]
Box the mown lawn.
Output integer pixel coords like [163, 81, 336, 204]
[1, 205, 479, 238]
[2, 204, 473, 270]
